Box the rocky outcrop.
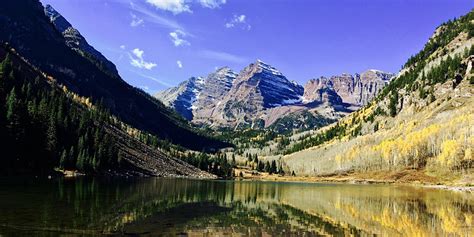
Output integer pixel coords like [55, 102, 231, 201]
[44, 4, 119, 77]
[155, 77, 204, 120]
[193, 67, 237, 122]
[303, 70, 394, 107]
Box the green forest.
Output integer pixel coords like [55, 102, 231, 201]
[0, 53, 123, 175]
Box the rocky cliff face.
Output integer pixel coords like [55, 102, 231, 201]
[303, 70, 394, 107]
[193, 67, 237, 122]
[44, 4, 119, 77]
[156, 60, 393, 130]
[208, 60, 304, 127]
[155, 77, 204, 120]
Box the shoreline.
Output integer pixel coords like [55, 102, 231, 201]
[233, 168, 474, 192]
[236, 176, 474, 192]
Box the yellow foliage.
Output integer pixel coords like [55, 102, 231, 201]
[438, 140, 460, 167]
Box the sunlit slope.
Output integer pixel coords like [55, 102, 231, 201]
[282, 10, 474, 181]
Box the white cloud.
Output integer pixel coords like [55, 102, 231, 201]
[199, 0, 226, 9]
[225, 14, 251, 30]
[129, 48, 157, 70]
[177, 60, 183, 68]
[169, 30, 190, 47]
[130, 2, 184, 30]
[120, 45, 126, 50]
[130, 13, 144, 27]
[199, 50, 247, 63]
[146, 0, 191, 14]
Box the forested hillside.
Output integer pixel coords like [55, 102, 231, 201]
[0, 0, 227, 151]
[0, 45, 214, 178]
[271, 10, 474, 183]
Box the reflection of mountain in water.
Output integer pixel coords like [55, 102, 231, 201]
[0, 178, 472, 236]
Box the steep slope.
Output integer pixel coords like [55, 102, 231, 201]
[0, 45, 214, 178]
[193, 67, 237, 123]
[155, 77, 205, 120]
[303, 70, 395, 107]
[281, 10, 474, 183]
[44, 4, 119, 78]
[0, 0, 227, 150]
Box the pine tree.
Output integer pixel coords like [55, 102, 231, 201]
[231, 154, 236, 167]
[68, 146, 75, 169]
[59, 149, 67, 169]
[270, 160, 277, 174]
[264, 161, 271, 173]
[6, 87, 17, 123]
[389, 91, 398, 117]
[46, 116, 57, 154]
[76, 150, 85, 171]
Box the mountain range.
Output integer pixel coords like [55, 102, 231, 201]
[156, 60, 394, 130]
[0, 0, 226, 151]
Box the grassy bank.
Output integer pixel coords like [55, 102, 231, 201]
[233, 167, 474, 192]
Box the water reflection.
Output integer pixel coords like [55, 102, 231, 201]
[0, 178, 472, 236]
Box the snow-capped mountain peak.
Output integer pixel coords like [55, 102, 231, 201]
[254, 59, 283, 76]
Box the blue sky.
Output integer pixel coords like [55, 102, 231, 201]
[40, 0, 473, 93]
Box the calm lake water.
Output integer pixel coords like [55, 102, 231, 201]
[0, 178, 472, 236]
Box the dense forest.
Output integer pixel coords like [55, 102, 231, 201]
[0, 46, 242, 178]
[0, 52, 124, 175]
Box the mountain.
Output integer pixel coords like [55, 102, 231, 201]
[279, 10, 474, 182]
[209, 60, 305, 128]
[43, 4, 119, 78]
[157, 60, 393, 131]
[155, 67, 237, 121]
[0, 0, 227, 150]
[155, 76, 205, 120]
[193, 67, 238, 122]
[303, 70, 395, 107]
[0, 45, 214, 178]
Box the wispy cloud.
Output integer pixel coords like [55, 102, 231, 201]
[199, 50, 247, 63]
[146, 0, 191, 14]
[225, 14, 251, 30]
[199, 0, 226, 9]
[144, 0, 226, 14]
[129, 2, 184, 31]
[129, 48, 157, 70]
[130, 13, 144, 27]
[133, 71, 174, 87]
[177, 60, 183, 68]
[169, 30, 190, 47]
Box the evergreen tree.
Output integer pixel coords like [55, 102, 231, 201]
[46, 116, 57, 155]
[59, 149, 67, 169]
[389, 91, 398, 117]
[270, 160, 277, 174]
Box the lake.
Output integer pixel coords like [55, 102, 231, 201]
[0, 177, 472, 236]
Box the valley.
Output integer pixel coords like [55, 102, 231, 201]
[0, 0, 472, 186]
[0, 1, 473, 236]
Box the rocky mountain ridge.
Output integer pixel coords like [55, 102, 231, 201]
[156, 60, 394, 130]
[44, 4, 119, 78]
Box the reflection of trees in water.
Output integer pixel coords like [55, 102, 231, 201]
[0, 178, 473, 236]
[277, 184, 474, 236]
[122, 201, 362, 236]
